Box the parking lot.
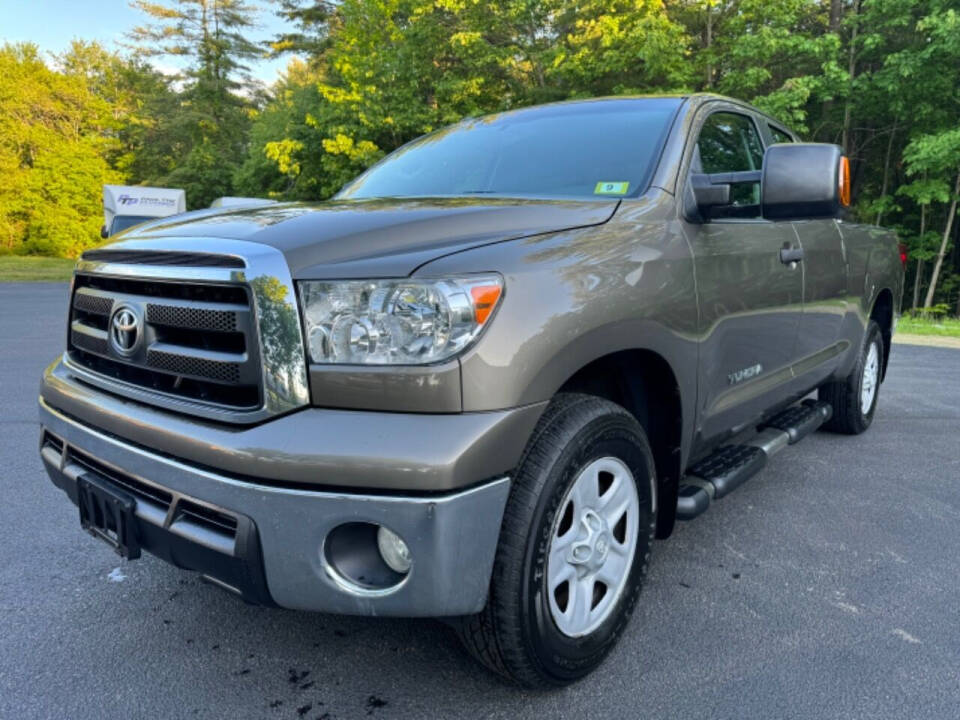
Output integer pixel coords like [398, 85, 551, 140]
[2, 282, 959, 720]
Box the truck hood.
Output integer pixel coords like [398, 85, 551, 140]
[116, 197, 618, 277]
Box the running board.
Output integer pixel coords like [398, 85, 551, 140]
[676, 400, 832, 521]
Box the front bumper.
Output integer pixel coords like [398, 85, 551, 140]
[42, 358, 543, 492]
[39, 397, 512, 616]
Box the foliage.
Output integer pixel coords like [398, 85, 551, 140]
[127, 0, 263, 207]
[57, 40, 177, 182]
[267, 0, 339, 59]
[0, 43, 123, 257]
[234, 60, 333, 198]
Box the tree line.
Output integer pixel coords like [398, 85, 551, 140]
[1, 0, 958, 313]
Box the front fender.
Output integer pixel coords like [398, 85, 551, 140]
[419, 195, 698, 462]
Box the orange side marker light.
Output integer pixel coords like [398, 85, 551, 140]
[838, 155, 851, 207]
[470, 285, 502, 325]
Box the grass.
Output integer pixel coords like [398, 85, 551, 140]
[0, 256, 75, 282]
[898, 314, 960, 338]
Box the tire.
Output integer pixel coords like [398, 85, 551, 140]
[455, 393, 657, 688]
[819, 320, 884, 435]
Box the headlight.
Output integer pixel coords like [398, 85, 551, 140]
[298, 275, 503, 365]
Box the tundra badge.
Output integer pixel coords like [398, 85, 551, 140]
[728, 363, 763, 385]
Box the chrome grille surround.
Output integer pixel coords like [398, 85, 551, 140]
[64, 237, 310, 424]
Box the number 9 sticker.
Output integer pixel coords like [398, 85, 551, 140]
[594, 181, 629, 195]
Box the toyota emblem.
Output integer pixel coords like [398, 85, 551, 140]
[109, 305, 141, 356]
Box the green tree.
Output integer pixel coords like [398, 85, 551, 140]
[897, 174, 946, 309]
[234, 59, 330, 198]
[857, 2, 960, 309]
[128, 0, 263, 206]
[0, 43, 122, 257]
[267, 0, 339, 59]
[549, 0, 692, 96]
[58, 40, 177, 182]
[904, 129, 960, 309]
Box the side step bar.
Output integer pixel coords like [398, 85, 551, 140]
[676, 399, 832, 521]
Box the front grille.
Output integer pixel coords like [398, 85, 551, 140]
[147, 348, 242, 384]
[71, 328, 110, 355]
[67, 272, 262, 412]
[73, 292, 114, 316]
[146, 304, 238, 333]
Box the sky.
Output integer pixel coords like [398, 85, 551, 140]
[0, 0, 292, 84]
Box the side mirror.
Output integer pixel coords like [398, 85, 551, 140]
[687, 170, 761, 221]
[691, 173, 731, 210]
[100, 225, 109, 239]
[761, 143, 850, 220]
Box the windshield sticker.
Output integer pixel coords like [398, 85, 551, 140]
[594, 181, 629, 195]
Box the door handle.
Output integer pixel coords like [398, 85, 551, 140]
[780, 247, 804, 264]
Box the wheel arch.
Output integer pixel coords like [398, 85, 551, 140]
[869, 287, 894, 381]
[557, 348, 685, 539]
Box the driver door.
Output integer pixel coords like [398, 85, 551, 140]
[682, 108, 804, 446]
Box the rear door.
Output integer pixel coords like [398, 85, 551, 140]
[791, 219, 848, 369]
[764, 122, 848, 374]
[682, 107, 804, 446]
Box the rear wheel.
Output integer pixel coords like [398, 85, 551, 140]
[819, 320, 884, 434]
[455, 393, 656, 687]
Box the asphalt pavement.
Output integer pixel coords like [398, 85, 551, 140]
[2, 282, 959, 720]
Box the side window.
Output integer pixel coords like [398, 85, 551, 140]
[770, 126, 793, 144]
[695, 112, 765, 213]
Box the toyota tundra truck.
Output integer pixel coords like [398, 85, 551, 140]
[38, 94, 903, 687]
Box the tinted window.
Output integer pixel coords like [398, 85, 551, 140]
[338, 99, 681, 200]
[696, 112, 764, 212]
[697, 112, 764, 173]
[770, 126, 794, 144]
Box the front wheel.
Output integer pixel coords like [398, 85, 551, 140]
[819, 320, 884, 434]
[455, 394, 656, 687]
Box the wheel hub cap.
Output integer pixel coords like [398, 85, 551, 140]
[546, 457, 640, 638]
[568, 509, 611, 573]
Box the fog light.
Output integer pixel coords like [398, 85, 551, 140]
[376, 526, 412, 574]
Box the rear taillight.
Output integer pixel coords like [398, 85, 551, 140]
[898, 243, 908, 268]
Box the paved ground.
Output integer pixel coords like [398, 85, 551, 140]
[2, 282, 959, 720]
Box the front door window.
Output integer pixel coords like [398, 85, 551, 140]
[695, 112, 765, 215]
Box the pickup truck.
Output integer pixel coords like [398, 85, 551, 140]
[39, 94, 903, 688]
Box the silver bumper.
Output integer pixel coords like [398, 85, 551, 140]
[39, 399, 510, 616]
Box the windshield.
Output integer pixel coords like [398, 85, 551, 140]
[338, 98, 681, 201]
[109, 215, 155, 235]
